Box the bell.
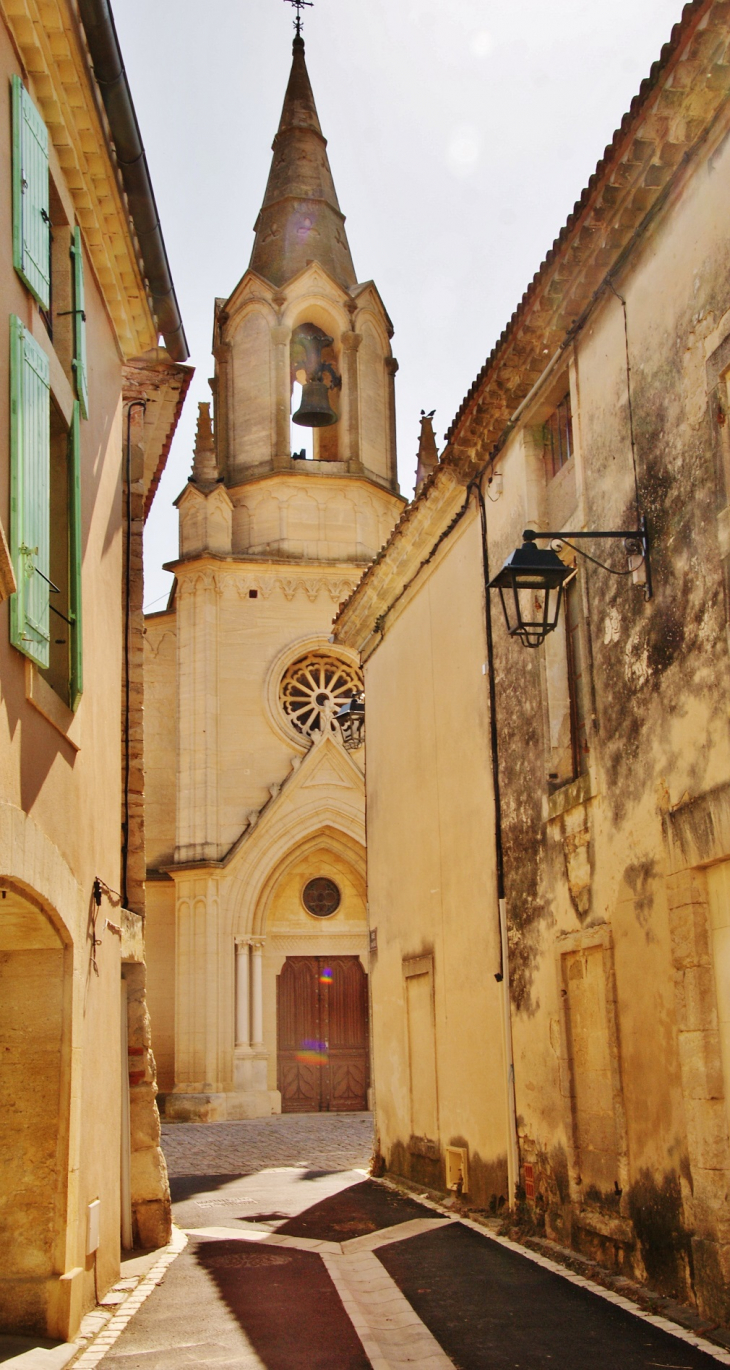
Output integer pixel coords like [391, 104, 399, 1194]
[292, 380, 338, 428]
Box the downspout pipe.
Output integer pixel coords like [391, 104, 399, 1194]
[77, 0, 189, 362]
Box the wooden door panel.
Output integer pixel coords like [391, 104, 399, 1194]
[279, 1058, 320, 1112]
[329, 1056, 368, 1111]
[277, 955, 369, 1113]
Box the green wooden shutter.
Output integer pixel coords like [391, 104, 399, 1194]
[69, 402, 83, 708]
[9, 315, 51, 668]
[71, 227, 88, 419]
[12, 76, 50, 310]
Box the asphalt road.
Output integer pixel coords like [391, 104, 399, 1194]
[93, 1114, 729, 1370]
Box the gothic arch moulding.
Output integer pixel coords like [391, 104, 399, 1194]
[253, 827, 366, 940]
[226, 805, 366, 942]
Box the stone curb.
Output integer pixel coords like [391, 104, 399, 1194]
[65, 1228, 188, 1369]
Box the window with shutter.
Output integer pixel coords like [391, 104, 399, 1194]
[12, 76, 50, 310]
[71, 227, 88, 419]
[69, 403, 83, 708]
[9, 315, 51, 669]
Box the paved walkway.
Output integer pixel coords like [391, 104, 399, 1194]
[72, 1114, 730, 1369]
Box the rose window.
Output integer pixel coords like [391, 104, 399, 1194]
[279, 651, 362, 739]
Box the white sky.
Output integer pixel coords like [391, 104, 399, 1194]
[112, 0, 684, 609]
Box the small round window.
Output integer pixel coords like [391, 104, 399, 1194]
[302, 878, 341, 918]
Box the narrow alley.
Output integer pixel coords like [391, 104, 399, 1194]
[67, 1116, 730, 1370]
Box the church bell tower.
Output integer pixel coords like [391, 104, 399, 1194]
[144, 29, 404, 1121]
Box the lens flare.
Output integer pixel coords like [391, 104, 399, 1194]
[320, 966, 333, 984]
[296, 1038, 328, 1064]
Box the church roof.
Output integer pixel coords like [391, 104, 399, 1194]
[249, 35, 357, 290]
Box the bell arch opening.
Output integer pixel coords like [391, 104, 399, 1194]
[290, 321, 342, 463]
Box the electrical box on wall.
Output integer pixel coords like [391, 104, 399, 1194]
[86, 1199, 101, 1255]
[445, 1146, 468, 1195]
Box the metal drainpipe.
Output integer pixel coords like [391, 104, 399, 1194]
[76, 0, 189, 362]
[122, 400, 146, 911]
[474, 479, 520, 1209]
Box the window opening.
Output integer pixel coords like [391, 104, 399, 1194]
[290, 382, 314, 461]
[302, 878, 341, 917]
[41, 401, 72, 704]
[543, 393, 573, 480]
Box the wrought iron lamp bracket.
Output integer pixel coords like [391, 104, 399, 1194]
[522, 514, 652, 601]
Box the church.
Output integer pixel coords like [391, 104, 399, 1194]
[143, 30, 404, 1121]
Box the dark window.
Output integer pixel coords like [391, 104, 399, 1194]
[543, 392, 573, 479]
[565, 577, 588, 779]
[302, 878, 341, 918]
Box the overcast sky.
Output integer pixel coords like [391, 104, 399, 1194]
[113, 0, 683, 609]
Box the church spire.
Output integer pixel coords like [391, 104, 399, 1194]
[249, 36, 357, 290]
[191, 402, 219, 486]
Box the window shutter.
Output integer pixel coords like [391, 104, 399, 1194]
[69, 401, 83, 709]
[71, 227, 88, 419]
[9, 315, 51, 669]
[11, 76, 50, 310]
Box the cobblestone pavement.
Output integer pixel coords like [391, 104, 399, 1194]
[161, 1110, 374, 1177]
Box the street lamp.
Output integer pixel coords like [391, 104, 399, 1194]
[488, 539, 574, 649]
[335, 692, 365, 750]
[488, 521, 651, 649]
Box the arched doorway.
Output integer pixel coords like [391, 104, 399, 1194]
[277, 955, 369, 1112]
[0, 885, 68, 1332]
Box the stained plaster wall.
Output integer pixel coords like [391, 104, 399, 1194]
[442, 100, 730, 1316]
[362, 511, 510, 1209]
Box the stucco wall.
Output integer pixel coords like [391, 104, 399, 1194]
[364, 512, 510, 1209]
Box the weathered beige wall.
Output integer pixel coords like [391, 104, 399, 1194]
[338, 79, 730, 1320]
[0, 14, 171, 1337]
[363, 512, 510, 1208]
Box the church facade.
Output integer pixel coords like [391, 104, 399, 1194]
[144, 34, 403, 1121]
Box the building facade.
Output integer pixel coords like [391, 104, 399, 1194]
[335, 0, 730, 1323]
[144, 34, 403, 1122]
[0, 0, 190, 1340]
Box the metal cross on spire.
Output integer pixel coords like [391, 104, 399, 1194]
[284, 0, 312, 38]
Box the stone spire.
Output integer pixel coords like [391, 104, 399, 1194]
[414, 411, 439, 493]
[191, 402, 219, 486]
[249, 36, 357, 290]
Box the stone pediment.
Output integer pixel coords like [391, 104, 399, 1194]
[221, 731, 364, 875]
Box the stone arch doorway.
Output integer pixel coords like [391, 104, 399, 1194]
[277, 955, 369, 1112]
[0, 884, 69, 1332]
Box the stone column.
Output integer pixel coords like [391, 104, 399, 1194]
[251, 941, 264, 1047]
[340, 330, 362, 470]
[271, 324, 292, 468]
[235, 940, 250, 1047]
[175, 572, 221, 863]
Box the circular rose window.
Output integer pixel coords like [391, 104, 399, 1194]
[302, 877, 341, 917]
[280, 651, 362, 739]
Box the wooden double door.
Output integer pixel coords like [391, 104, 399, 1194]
[277, 956, 369, 1112]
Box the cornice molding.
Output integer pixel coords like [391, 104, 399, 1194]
[174, 561, 361, 606]
[3, 0, 157, 358]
